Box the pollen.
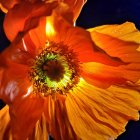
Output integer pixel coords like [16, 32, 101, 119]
[29, 42, 80, 96]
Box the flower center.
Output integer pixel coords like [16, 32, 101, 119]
[29, 42, 80, 96]
[42, 60, 65, 82]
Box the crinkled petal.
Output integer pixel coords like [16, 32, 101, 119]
[89, 22, 140, 63]
[3, 1, 58, 41]
[86, 22, 140, 88]
[90, 31, 140, 63]
[9, 95, 44, 140]
[66, 79, 140, 140]
[43, 95, 80, 140]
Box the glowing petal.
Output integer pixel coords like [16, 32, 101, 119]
[46, 17, 56, 37]
[88, 22, 140, 44]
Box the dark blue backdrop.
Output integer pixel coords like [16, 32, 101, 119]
[0, 0, 140, 140]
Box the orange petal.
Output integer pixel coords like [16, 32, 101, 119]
[61, 26, 95, 63]
[0, 62, 31, 104]
[9, 95, 44, 140]
[23, 33, 41, 57]
[52, 0, 86, 23]
[89, 22, 140, 64]
[0, 105, 12, 140]
[28, 17, 47, 50]
[0, 33, 36, 66]
[66, 79, 140, 140]
[43, 95, 80, 140]
[85, 23, 140, 88]
[39, 13, 128, 65]
[81, 62, 140, 88]
[35, 13, 97, 63]
[0, 0, 19, 13]
[63, 0, 87, 21]
[0, 67, 4, 87]
[4, 1, 58, 41]
[29, 12, 122, 64]
[90, 31, 140, 63]
[88, 22, 140, 44]
[28, 114, 49, 140]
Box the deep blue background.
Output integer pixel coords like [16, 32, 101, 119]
[1, 0, 140, 140]
[77, 0, 140, 29]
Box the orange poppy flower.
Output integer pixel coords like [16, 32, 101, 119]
[0, 6, 140, 139]
[0, 0, 140, 140]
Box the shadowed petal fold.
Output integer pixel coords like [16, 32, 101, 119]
[3, 1, 58, 41]
[28, 114, 49, 140]
[0, 62, 31, 104]
[9, 95, 44, 140]
[0, 0, 19, 13]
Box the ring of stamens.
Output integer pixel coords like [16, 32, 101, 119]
[29, 41, 80, 96]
